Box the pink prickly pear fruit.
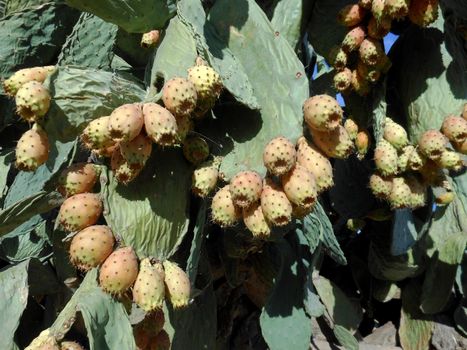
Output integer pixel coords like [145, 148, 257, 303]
[383, 117, 409, 150]
[99, 246, 139, 295]
[211, 185, 241, 228]
[133, 258, 166, 312]
[341, 26, 366, 52]
[187, 65, 223, 101]
[81, 116, 116, 152]
[369, 173, 393, 200]
[243, 202, 271, 239]
[192, 159, 220, 197]
[359, 38, 385, 66]
[328, 46, 348, 71]
[371, 0, 388, 23]
[175, 115, 193, 143]
[408, 147, 426, 171]
[3, 65, 55, 96]
[143, 103, 178, 146]
[351, 69, 370, 96]
[229, 171, 263, 208]
[436, 150, 464, 171]
[60, 341, 85, 350]
[183, 136, 210, 165]
[441, 115, 467, 144]
[263, 136, 297, 176]
[260, 178, 293, 226]
[355, 129, 371, 160]
[58, 163, 99, 197]
[408, 0, 439, 27]
[111, 147, 143, 185]
[453, 139, 467, 155]
[150, 330, 171, 350]
[386, 0, 410, 19]
[367, 16, 392, 39]
[58, 193, 102, 232]
[344, 118, 359, 140]
[388, 177, 412, 209]
[374, 139, 399, 176]
[337, 4, 367, 27]
[296, 137, 334, 193]
[282, 165, 318, 210]
[310, 125, 354, 159]
[333, 68, 353, 93]
[162, 77, 197, 116]
[303, 94, 343, 132]
[163, 260, 191, 309]
[357, 60, 381, 83]
[15, 81, 51, 122]
[15, 124, 49, 171]
[120, 133, 153, 167]
[406, 175, 427, 209]
[418, 129, 448, 160]
[108, 103, 144, 142]
[141, 30, 160, 48]
[359, 0, 372, 9]
[69, 225, 114, 271]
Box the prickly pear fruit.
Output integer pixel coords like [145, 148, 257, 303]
[359, 38, 385, 66]
[383, 118, 408, 150]
[3, 66, 55, 96]
[108, 103, 144, 142]
[453, 139, 467, 155]
[25, 329, 59, 350]
[69, 225, 114, 271]
[386, 0, 410, 19]
[15, 124, 49, 171]
[260, 178, 293, 226]
[58, 163, 99, 197]
[436, 150, 464, 171]
[408, 0, 439, 27]
[406, 175, 427, 209]
[407, 147, 426, 171]
[388, 177, 412, 209]
[304, 94, 343, 132]
[81, 116, 115, 151]
[359, 0, 372, 9]
[162, 77, 197, 116]
[133, 258, 165, 312]
[183, 136, 209, 165]
[60, 341, 85, 350]
[367, 16, 391, 39]
[187, 65, 223, 101]
[328, 46, 348, 71]
[296, 137, 334, 192]
[150, 330, 171, 350]
[434, 189, 455, 206]
[229, 171, 263, 208]
[174, 115, 193, 143]
[141, 30, 160, 48]
[99, 247, 139, 295]
[462, 104, 467, 120]
[192, 159, 220, 197]
[243, 202, 271, 239]
[15, 81, 51, 122]
[211, 185, 241, 227]
[143, 103, 178, 146]
[120, 133, 152, 167]
[111, 147, 143, 185]
[333, 68, 353, 93]
[337, 4, 367, 27]
[418, 129, 448, 160]
[341, 26, 366, 52]
[163, 260, 191, 309]
[351, 69, 370, 96]
[357, 60, 381, 83]
[344, 118, 359, 140]
[374, 139, 399, 176]
[371, 0, 387, 22]
[369, 173, 393, 199]
[282, 165, 318, 210]
[310, 125, 354, 159]
[397, 145, 414, 173]
[441, 115, 467, 144]
[355, 129, 371, 160]
[58, 193, 102, 232]
[263, 136, 297, 176]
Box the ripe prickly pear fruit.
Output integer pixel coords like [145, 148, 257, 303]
[453, 139, 467, 155]
[418, 129, 448, 160]
[260, 178, 293, 226]
[355, 129, 371, 160]
[407, 147, 426, 171]
[229, 171, 263, 208]
[441, 115, 467, 144]
[351, 69, 370, 96]
[344, 118, 359, 140]
[108, 103, 144, 142]
[341, 26, 366, 52]
[99, 246, 139, 295]
[383, 118, 409, 150]
[58, 193, 102, 232]
[374, 139, 399, 176]
[3, 66, 55, 96]
[15, 81, 51, 122]
[357, 60, 381, 83]
[367, 16, 391, 39]
[303, 94, 343, 132]
[183, 136, 209, 165]
[150, 330, 171, 350]
[69, 225, 114, 271]
[337, 4, 367, 27]
[192, 159, 220, 197]
[15, 124, 49, 171]
[282, 165, 318, 210]
[359, 38, 385, 66]
[120, 133, 152, 167]
[211, 185, 241, 227]
[328, 46, 348, 71]
[60, 341, 85, 350]
[81, 116, 116, 152]
[143, 103, 178, 146]
[243, 202, 271, 239]
[436, 150, 464, 171]
[263, 136, 297, 176]
[310, 125, 354, 159]
[133, 258, 165, 312]
[187, 65, 223, 101]
[333, 68, 353, 93]
[163, 260, 191, 309]
[369, 173, 393, 199]
[58, 163, 99, 197]
[371, 0, 388, 22]
[111, 147, 143, 185]
[162, 77, 197, 116]
[406, 175, 427, 209]
[386, 0, 410, 19]
[388, 177, 412, 209]
[141, 30, 160, 48]
[398, 145, 415, 173]
[408, 0, 439, 27]
[296, 137, 334, 193]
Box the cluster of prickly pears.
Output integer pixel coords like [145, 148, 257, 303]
[331, 0, 439, 96]
[134, 311, 170, 350]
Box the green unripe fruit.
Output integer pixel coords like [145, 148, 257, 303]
[183, 136, 209, 165]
